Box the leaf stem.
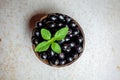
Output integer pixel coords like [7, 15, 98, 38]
[47, 37, 56, 44]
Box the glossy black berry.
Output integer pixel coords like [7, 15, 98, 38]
[73, 29, 79, 36]
[46, 50, 55, 59]
[32, 30, 40, 37]
[63, 44, 71, 53]
[48, 15, 57, 21]
[76, 46, 83, 53]
[36, 22, 42, 28]
[32, 38, 39, 45]
[41, 53, 47, 59]
[42, 18, 48, 24]
[69, 21, 76, 28]
[49, 51, 55, 57]
[62, 44, 68, 51]
[65, 16, 71, 23]
[59, 53, 65, 59]
[32, 13, 84, 67]
[73, 53, 79, 59]
[65, 36, 70, 42]
[66, 57, 73, 62]
[46, 21, 56, 28]
[59, 60, 66, 65]
[58, 14, 64, 21]
[54, 59, 59, 65]
[69, 42, 75, 47]
[57, 22, 64, 28]
[66, 47, 71, 53]
[78, 37, 83, 43]
[50, 58, 59, 65]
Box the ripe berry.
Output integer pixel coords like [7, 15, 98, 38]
[54, 59, 59, 65]
[57, 22, 64, 28]
[50, 58, 59, 65]
[63, 44, 68, 51]
[48, 15, 57, 21]
[58, 14, 65, 21]
[47, 51, 55, 58]
[59, 60, 66, 65]
[69, 34, 73, 38]
[65, 16, 71, 23]
[32, 30, 40, 37]
[46, 21, 56, 28]
[69, 42, 75, 47]
[32, 38, 39, 45]
[73, 53, 78, 59]
[69, 21, 76, 28]
[66, 57, 73, 62]
[36, 22, 42, 28]
[65, 37, 70, 42]
[78, 37, 83, 43]
[41, 53, 47, 59]
[62, 44, 71, 53]
[50, 51, 55, 56]
[59, 53, 65, 59]
[73, 29, 79, 36]
[77, 46, 83, 53]
[66, 48, 71, 53]
[42, 18, 47, 24]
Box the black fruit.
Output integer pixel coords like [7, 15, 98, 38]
[41, 52, 48, 59]
[36, 21, 42, 28]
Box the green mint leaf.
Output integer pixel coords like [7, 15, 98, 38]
[35, 41, 50, 52]
[54, 27, 69, 40]
[51, 42, 61, 54]
[41, 28, 51, 40]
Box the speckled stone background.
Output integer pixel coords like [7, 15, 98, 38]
[0, 0, 120, 80]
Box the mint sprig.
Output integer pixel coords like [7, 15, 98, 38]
[35, 27, 69, 54]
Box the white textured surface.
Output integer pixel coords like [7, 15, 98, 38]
[0, 0, 120, 80]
